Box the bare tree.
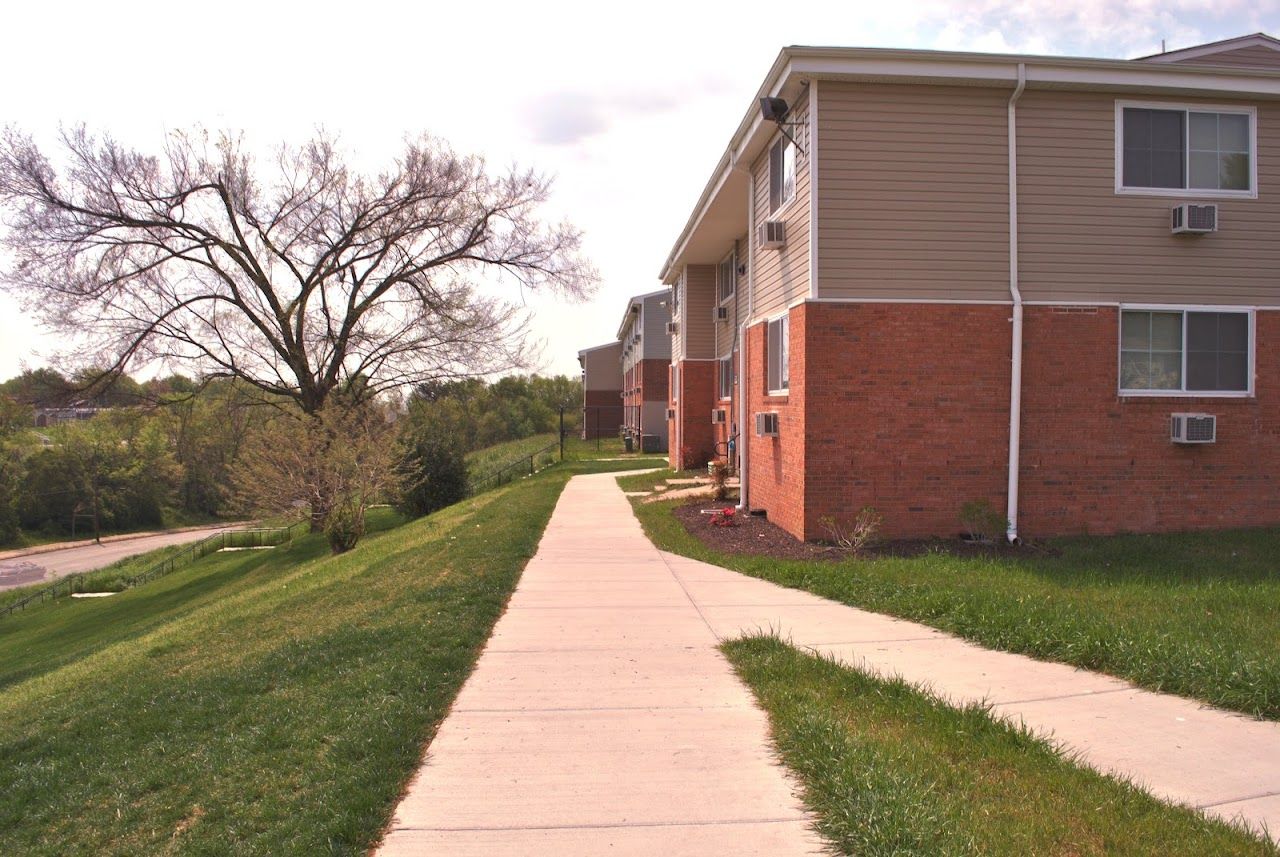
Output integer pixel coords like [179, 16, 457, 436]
[0, 127, 596, 414]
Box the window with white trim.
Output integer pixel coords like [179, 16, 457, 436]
[767, 316, 789, 393]
[671, 363, 679, 402]
[1120, 308, 1251, 394]
[1119, 104, 1253, 193]
[717, 252, 735, 304]
[768, 136, 796, 213]
[718, 356, 734, 401]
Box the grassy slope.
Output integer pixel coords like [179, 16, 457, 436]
[465, 433, 558, 479]
[725, 636, 1274, 856]
[632, 497, 1280, 720]
[0, 458, 652, 856]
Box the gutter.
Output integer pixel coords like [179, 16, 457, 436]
[735, 159, 754, 513]
[1006, 62, 1026, 543]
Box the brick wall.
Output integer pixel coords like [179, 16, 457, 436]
[744, 306, 807, 538]
[670, 360, 716, 470]
[582, 389, 622, 439]
[802, 302, 1010, 540]
[749, 301, 1279, 542]
[640, 358, 669, 403]
[1019, 307, 1280, 535]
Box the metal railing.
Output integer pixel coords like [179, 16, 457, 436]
[467, 440, 560, 496]
[0, 521, 304, 620]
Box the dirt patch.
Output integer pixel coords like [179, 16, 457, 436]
[671, 501, 1053, 561]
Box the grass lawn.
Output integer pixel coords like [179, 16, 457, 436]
[0, 542, 189, 611]
[465, 433, 558, 480]
[725, 636, 1274, 856]
[0, 457, 654, 855]
[632, 496, 1280, 720]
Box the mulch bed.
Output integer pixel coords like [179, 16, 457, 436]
[672, 501, 1052, 561]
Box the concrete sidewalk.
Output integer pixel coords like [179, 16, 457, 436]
[657, 555, 1280, 839]
[377, 472, 826, 855]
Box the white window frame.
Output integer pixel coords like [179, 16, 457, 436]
[1117, 304, 1255, 398]
[767, 314, 790, 396]
[718, 355, 734, 402]
[671, 362, 679, 403]
[1114, 100, 1258, 199]
[768, 133, 798, 215]
[717, 250, 736, 306]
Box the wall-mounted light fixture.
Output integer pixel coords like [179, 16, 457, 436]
[759, 96, 806, 154]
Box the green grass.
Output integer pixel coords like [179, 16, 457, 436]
[0, 457, 655, 855]
[614, 467, 679, 492]
[724, 636, 1274, 856]
[465, 433, 558, 479]
[562, 434, 668, 462]
[633, 498, 1280, 720]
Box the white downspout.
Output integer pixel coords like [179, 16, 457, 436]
[1006, 63, 1026, 543]
[737, 159, 755, 512]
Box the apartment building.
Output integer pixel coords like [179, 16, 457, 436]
[662, 33, 1280, 541]
[618, 290, 671, 452]
[577, 341, 624, 439]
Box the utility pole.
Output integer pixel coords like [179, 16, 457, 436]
[559, 407, 565, 460]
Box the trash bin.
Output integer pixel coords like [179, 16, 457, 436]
[624, 435, 634, 453]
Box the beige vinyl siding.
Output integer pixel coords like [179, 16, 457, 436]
[750, 98, 811, 319]
[715, 237, 748, 357]
[580, 344, 622, 391]
[670, 277, 685, 361]
[816, 82, 1010, 302]
[641, 294, 672, 360]
[682, 264, 717, 359]
[1164, 46, 1280, 70]
[1018, 91, 1280, 305]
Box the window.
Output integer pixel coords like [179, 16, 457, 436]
[717, 252, 735, 304]
[671, 363, 679, 402]
[767, 315, 789, 393]
[718, 356, 734, 400]
[1119, 104, 1254, 194]
[1120, 308, 1251, 394]
[769, 136, 796, 213]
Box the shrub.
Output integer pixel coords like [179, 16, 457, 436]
[709, 461, 731, 501]
[819, 506, 882, 554]
[959, 499, 1009, 544]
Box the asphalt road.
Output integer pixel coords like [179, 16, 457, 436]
[0, 525, 236, 592]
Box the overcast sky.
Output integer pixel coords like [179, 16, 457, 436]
[1, 0, 1276, 381]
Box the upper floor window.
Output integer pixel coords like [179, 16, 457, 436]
[1118, 103, 1255, 196]
[718, 355, 734, 400]
[717, 252, 735, 304]
[767, 315, 789, 394]
[769, 136, 796, 213]
[1120, 307, 1251, 395]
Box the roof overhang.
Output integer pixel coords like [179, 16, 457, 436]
[659, 44, 1280, 283]
[614, 289, 669, 340]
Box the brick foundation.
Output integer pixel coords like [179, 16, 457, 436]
[740, 301, 1279, 542]
[670, 361, 716, 471]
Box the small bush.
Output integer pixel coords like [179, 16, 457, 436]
[959, 500, 1009, 544]
[709, 461, 731, 501]
[820, 507, 882, 554]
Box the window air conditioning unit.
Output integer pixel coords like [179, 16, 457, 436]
[632, 333, 641, 343]
[666, 407, 676, 420]
[1170, 413, 1216, 444]
[716, 306, 730, 321]
[1171, 203, 1217, 234]
[665, 321, 679, 335]
[758, 219, 786, 249]
[711, 408, 727, 424]
[754, 411, 779, 437]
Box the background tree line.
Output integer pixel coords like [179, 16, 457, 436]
[0, 369, 581, 549]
